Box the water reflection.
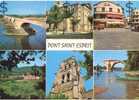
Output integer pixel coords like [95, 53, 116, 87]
[27, 24, 46, 49]
[95, 71, 139, 99]
[0, 22, 46, 50]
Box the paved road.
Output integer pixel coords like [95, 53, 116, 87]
[47, 33, 93, 39]
[94, 28, 139, 50]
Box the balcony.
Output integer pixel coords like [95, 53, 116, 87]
[94, 11, 123, 15]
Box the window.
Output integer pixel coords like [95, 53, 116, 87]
[67, 73, 70, 82]
[109, 8, 112, 12]
[94, 8, 96, 12]
[62, 75, 65, 83]
[102, 7, 105, 12]
[65, 64, 69, 70]
[118, 8, 120, 13]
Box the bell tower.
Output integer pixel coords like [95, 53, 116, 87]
[51, 57, 84, 99]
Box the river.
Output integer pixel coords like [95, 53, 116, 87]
[95, 71, 139, 99]
[0, 21, 46, 50]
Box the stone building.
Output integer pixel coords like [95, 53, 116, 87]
[47, 1, 93, 33]
[51, 57, 85, 99]
[94, 1, 125, 28]
[131, 9, 139, 29]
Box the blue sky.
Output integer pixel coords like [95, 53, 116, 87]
[17, 51, 46, 67]
[46, 51, 93, 95]
[93, 50, 128, 68]
[0, 1, 139, 16]
[1, 51, 46, 68]
[45, 1, 139, 17]
[0, 1, 47, 15]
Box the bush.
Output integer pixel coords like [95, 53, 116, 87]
[0, 80, 45, 99]
[47, 92, 69, 99]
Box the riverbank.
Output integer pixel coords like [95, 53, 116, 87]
[125, 71, 139, 77]
[1, 18, 28, 36]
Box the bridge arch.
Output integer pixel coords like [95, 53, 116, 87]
[104, 60, 125, 72]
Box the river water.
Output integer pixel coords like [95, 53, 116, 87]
[0, 22, 46, 50]
[95, 71, 139, 99]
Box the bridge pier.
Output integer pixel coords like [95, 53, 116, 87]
[104, 60, 123, 72]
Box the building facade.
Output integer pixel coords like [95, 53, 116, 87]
[47, 2, 93, 33]
[51, 57, 85, 99]
[94, 1, 125, 29]
[131, 9, 139, 29]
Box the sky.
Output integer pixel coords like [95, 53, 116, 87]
[45, 0, 139, 17]
[17, 51, 46, 67]
[1, 51, 46, 68]
[46, 51, 93, 95]
[0, 1, 47, 15]
[0, 1, 139, 16]
[93, 50, 128, 68]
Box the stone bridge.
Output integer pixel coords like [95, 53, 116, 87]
[4, 16, 47, 30]
[104, 59, 125, 72]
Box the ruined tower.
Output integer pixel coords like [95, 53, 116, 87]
[51, 57, 84, 99]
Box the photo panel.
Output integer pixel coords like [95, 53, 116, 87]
[94, 1, 139, 50]
[46, 1, 93, 39]
[46, 51, 93, 99]
[0, 1, 47, 50]
[93, 50, 139, 99]
[0, 50, 46, 99]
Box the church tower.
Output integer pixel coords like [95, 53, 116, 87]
[51, 57, 84, 99]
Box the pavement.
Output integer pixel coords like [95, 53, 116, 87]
[47, 32, 93, 39]
[94, 28, 139, 50]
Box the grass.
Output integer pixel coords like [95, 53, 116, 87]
[0, 79, 44, 99]
[0, 67, 45, 99]
[0, 44, 5, 49]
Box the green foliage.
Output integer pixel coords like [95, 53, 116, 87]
[0, 67, 43, 80]
[47, 92, 68, 99]
[0, 44, 5, 49]
[47, 5, 64, 32]
[125, 51, 139, 71]
[0, 80, 45, 99]
[47, 3, 73, 33]
[79, 51, 93, 80]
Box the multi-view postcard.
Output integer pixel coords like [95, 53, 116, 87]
[1, 0, 139, 99]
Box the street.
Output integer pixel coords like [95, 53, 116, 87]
[94, 28, 139, 50]
[47, 32, 93, 39]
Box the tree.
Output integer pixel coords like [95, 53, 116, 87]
[46, 5, 64, 33]
[79, 51, 93, 80]
[0, 51, 45, 72]
[46, 2, 73, 34]
[62, 2, 73, 34]
[88, 15, 93, 32]
[71, 18, 80, 32]
[125, 51, 139, 71]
